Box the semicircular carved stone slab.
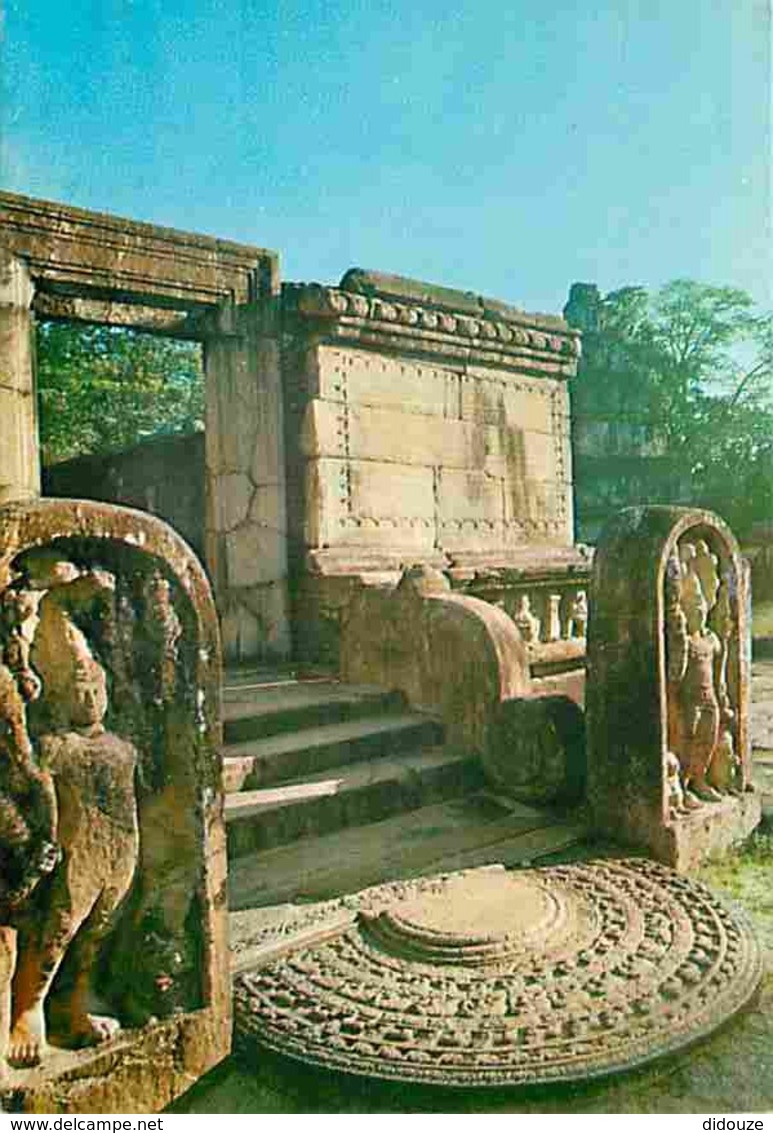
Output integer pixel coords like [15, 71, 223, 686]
[233, 860, 761, 1089]
[0, 499, 228, 1114]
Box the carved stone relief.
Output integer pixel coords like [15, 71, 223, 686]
[665, 536, 743, 807]
[0, 500, 228, 1114]
[587, 506, 760, 870]
[233, 860, 762, 1088]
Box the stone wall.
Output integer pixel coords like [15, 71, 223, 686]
[43, 432, 205, 558]
[282, 270, 582, 663]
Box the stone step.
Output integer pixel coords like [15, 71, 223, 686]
[222, 711, 443, 791]
[222, 679, 407, 744]
[225, 745, 485, 858]
[227, 793, 587, 912]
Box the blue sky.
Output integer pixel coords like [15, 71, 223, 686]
[1, 0, 769, 315]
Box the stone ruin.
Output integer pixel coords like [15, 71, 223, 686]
[283, 268, 590, 684]
[587, 505, 761, 869]
[0, 192, 767, 1103]
[0, 499, 228, 1113]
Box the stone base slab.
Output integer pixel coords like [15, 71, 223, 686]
[0, 1010, 228, 1114]
[651, 792, 762, 873]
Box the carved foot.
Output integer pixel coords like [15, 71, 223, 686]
[7, 1009, 46, 1067]
[683, 790, 703, 811]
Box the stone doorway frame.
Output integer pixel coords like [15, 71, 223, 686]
[0, 190, 289, 660]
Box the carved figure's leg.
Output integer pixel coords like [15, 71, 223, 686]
[7, 900, 85, 1067]
[685, 706, 721, 801]
[48, 856, 136, 1049]
[0, 926, 16, 1075]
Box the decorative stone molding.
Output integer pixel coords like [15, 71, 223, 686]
[0, 190, 278, 311]
[234, 860, 762, 1089]
[283, 276, 580, 378]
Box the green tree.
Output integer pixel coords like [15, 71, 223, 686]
[568, 280, 773, 538]
[36, 322, 204, 465]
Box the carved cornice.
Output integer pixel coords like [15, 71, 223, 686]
[283, 281, 581, 379]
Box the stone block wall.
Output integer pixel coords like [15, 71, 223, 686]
[281, 270, 582, 662]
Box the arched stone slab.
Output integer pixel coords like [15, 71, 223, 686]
[0, 499, 228, 1113]
[587, 505, 760, 869]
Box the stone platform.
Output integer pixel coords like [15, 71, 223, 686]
[233, 860, 762, 1089]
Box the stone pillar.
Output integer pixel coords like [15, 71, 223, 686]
[0, 248, 39, 504]
[204, 300, 290, 663]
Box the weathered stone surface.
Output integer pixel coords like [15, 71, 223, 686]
[214, 473, 253, 534]
[310, 346, 461, 414]
[233, 859, 762, 1088]
[0, 190, 277, 311]
[0, 250, 38, 504]
[234, 582, 290, 656]
[204, 308, 288, 662]
[0, 499, 229, 1113]
[286, 282, 578, 626]
[484, 695, 586, 805]
[341, 566, 529, 753]
[304, 457, 436, 554]
[587, 505, 761, 869]
[225, 525, 286, 590]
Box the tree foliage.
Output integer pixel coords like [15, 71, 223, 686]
[36, 322, 204, 466]
[570, 280, 773, 538]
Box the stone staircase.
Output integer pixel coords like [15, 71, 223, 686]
[222, 668, 587, 913]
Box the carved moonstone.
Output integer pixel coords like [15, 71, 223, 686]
[233, 861, 762, 1088]
[587, 506, 761, 869]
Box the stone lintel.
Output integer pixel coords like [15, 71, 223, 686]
[282, 282, 580, 378]
[32, 291, 203, 339]
[0, 190, 279, 312]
